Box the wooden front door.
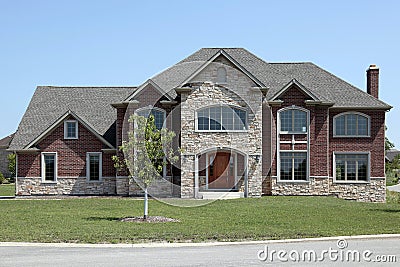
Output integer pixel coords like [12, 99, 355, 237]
[208, 152, 235, 189]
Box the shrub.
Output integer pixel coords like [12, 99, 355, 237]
[0, 172, 6, 184]
[7, 153, 16, 183]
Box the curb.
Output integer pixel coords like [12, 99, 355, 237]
[1, 234, 400, 248]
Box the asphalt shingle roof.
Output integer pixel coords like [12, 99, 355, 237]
[0, 133, 14, 148]
[9, 87, 134, 150]
[149, 48, 391, 109]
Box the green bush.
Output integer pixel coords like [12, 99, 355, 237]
[0, 172, 6, 184]
[7, 153, 16, 182]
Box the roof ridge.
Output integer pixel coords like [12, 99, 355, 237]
[37, 86, 137, 88]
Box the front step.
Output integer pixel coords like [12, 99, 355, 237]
[199, 191, 244, 200]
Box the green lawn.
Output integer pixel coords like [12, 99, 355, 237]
[0, 195, 400, 244]
[0, 183, 15, 196]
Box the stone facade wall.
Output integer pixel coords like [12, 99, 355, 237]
[180, 61, 263, 198]
[271, 177, 386, 202]
[16, 177, 116, 195]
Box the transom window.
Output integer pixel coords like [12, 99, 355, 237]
[64, 120, 78, 139]
[87, 153, 102, 181]
[136, 107, 165, 130]
[334, 153, 369, 182]
[41, 153, 57, 182]
[197, 106, 247, 131]
[279, 108, 308, 133]
[280, 152, 307, 181]
[334, 113, 370, 137]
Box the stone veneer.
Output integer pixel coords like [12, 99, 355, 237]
[271, 177, 386, 202]
[179, 60, 264, 198]
[16, 177, 116, 195]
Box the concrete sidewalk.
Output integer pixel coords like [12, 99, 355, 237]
[387, 184, 400, 192]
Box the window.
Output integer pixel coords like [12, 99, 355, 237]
[41, 153, 57, 182]
[279, 108, 308, 133]
[280, 152, 307, 181]
[334, 113, 370, 137]
[197, 106, 247, 131]
[87, 153, 102, 181]
[334, 153, 369, 182]
[64, 120, 78, 139]
[136, 107, 165, 130]
[217, 67, 227, 83]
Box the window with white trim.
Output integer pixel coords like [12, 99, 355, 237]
[280, 152, 307, 181]
[87, 152, 102, 181]
[197, 106, 247, 131]
[279, 108, 307, 133]
[136, 107, 165, 130]
[41, 152, 57, 182]
[64, 120, 78, 139]
[334, 113, 370, 137]
[334, 153, 369, 182]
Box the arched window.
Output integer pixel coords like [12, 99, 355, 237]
[279, 107, 308, 133]
[196, 105, 247, 131]
[217, 67, 227, 83]
[135, 107, 166, 130]
[334, 112, 370, 137]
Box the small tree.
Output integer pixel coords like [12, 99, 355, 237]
[117, 114, 179, 219]
[7, 153, 16, 182]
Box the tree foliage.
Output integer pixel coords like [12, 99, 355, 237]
[7, 153, 16, 181]
[113, 114, 179, 219]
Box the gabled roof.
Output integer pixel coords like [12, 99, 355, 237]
[270, 79, 320, 102]
[172, 48, 391, 110]
[386, 149, 400, 162]
[0, 133, 14, 148]
[9, 86, 134, 150]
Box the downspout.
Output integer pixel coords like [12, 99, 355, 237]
[327, 107, 330, 195]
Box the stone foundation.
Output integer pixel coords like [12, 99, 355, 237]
[270, 177, 386, 202]
[16, 177, 116, 195]
[128, 176, 174, 197]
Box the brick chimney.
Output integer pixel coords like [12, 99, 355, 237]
[367, 64, 379, 98]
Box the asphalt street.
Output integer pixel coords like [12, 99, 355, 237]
[1, 236, 399, 266]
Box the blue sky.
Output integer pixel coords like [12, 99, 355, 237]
[1, 0, 399, 146]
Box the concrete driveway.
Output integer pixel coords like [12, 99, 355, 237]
[387, 184, 400, 192]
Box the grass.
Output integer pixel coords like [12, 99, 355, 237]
[0, 183, 15, 196]
[0, 195, 400, 244]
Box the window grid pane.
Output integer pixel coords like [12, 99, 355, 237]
[280, 109, 307, 133]
[44, 155, 55, 181]
[197, 106, 246, 131]
[280, 152, 307, 181]
[335, 154, 368, 181]
[335, 114, 369, 136]
[89, 154, 100, 180]
[66, 122, 77, 138]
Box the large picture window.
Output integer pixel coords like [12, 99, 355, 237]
[197, 106, 247, 131]
[334, 153, 369, 182]
[280, 152, 307, 181]
[334, 113, 370, 137]
[279, 108, 308, 133]
[41, 153, 57, 182]
[136, 107, 165, 130]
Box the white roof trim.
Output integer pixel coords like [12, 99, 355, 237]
[270, 79, 320, 101]
[25, 110, 115, 149]
[124, 79, 173, 101]
[179, 49, 265, 88]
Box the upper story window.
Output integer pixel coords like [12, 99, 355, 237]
[64, 120, 78, 139]
[197, 105, 247, 131]
[217, 67, 227, 83]
[279, 108, 308, 134]
[136, 107, 166, 130]
[334, 112, 370, 137]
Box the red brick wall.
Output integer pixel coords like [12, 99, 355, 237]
[329, 110, 386, 178]
[17, 117, 116, 178]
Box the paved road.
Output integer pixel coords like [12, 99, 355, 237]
[387, 184, 400, 192]
[1, 237, 399, 266]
